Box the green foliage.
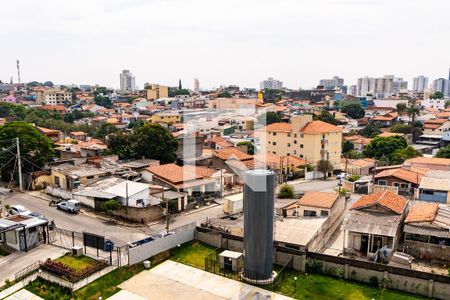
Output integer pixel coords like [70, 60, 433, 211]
[363, 136, 408, 161]
[305, 259, 323, 273]
[391, 146, 420, 164]
[342, 140, 354, 153]
[390, 123, 412, 134]
[236, 141, 254, 154]
[316, 159, 334, 180]
[299, 163, 314, 172]
[430, 91, 444, 99]
[63, 110, 94, 123]
[369, 276, 380, 288]
[107, 123, 178, 163]
[43, 81, 54, 87]
[103, 199, 121, 212]
[168, 88, 190, 97]
[278, 184, 295, 199]
[347, 174, 361, 182]
[94, 123, 119, 140]
[396, 103, 407, 114]
[262, 88, 283, 102]
[445, 100, 450, 109]
[338, 187, 347, 196]
[0, 122, 54, 179]
[436, 146, 450, 158]
[360, 124, 382, 138]
[218, 91, 232, 98]
[341, 102, 365, 119]
[315, 110, 340, 125]
[257, 111, 281, 125]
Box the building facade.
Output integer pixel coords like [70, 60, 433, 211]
[319, 76, 344, 89]
[146, 84, 168, 100]
[120, 69, 135, 92]
[259, 77, 283, 90]
[413, 76, 428, 92]
[432, 78, 449, 97]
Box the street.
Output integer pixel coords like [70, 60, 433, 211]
[289, 178, 338, 193]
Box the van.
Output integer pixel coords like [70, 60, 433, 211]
[57, 200, 81, 213]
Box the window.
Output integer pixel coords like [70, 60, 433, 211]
[287, 143, 291, 147]
[293, 150, 297, 154]
[300, 144, 303, 148]
[320, 210, 329, 217]
[294, 140, 297, 144]
[87, 176, 95, 180]
[273, 142, 277, 146]
[300, 134, 304, 138]
[273, 132, 277, 136]
[304, 210, 317, 217]
[287, 133, 291, 137]
[54, 176, 60, 187]
[28, 227, 37, 233]
[294, 134, 297, 138]
[378, 180, 387, 186]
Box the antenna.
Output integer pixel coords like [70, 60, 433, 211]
[16, 59, 21, 84]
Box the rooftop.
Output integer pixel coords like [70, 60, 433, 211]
[405, 202, 439, 223]
[351, 191, 407, 215]
[297, 191, 339, 209]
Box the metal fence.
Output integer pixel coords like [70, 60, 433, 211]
[204, 241, 293, 291]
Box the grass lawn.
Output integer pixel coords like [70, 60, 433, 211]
[277, 270, 426, 300]
[168, 242, 427, 300]
[170, 241, 216, 269]
[0, 247, 10, 257]
[55, 254, 97, 272]
[26, 264, 145, 300]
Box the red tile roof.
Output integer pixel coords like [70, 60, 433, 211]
[405, 202, 439, 223]
[147, 163, 203, 184]
[213, 148, 253, 161]
[298, 191, 339, 209]
[265, 123, 292, 132]
[351, 191, 407, 214]
[375, 168, 423, 184]
[300, 120, 342, 134]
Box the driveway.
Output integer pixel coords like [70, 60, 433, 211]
[0, 244, 66, 285]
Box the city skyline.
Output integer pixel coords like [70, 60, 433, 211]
[1, 0, 450, 89]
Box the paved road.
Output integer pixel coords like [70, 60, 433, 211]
[3, 192, 223, 245]
[289, 179, 338, 193]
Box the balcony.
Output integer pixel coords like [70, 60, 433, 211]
[321, 138, 328, 145]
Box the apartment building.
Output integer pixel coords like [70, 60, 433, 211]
[263, 115, 342, 168]
[423, 119, 450, 136]
[37, 89, 72, 106]
[146, 84, 169, 100]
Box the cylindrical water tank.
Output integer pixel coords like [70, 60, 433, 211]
[243, 169, 275, 281]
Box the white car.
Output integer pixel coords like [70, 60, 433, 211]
[336, 173, 348, 180]
[9, 205, 32, 216]
[57, 200, 80, 213]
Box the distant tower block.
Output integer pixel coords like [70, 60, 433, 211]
[194, 78, 200, 94]
[242, 169, 275, 283]
[16, 60, 21, 84]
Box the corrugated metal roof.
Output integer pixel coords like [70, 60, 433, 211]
[342, 211, 402, 237]
[419, 177, 450, 191]
[404, 224, 450, 238]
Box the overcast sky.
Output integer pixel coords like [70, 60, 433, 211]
[1, 0, 449, 90]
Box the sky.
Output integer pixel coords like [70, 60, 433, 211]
[1, 0, 450, 90]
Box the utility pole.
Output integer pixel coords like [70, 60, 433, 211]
[16, 138, 23, 192]
[125, 182, 129, 215]
[163, 185, 170, 234]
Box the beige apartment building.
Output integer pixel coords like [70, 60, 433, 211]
[37, 89, 72, 106]
[146, 84, 169, 100]
[263, 115, 342, 168]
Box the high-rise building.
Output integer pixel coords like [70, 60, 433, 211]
[357, 75, 395, 98]
[319, 76, 344, 89]
[357, 77, 374, 96]
[432, 78, 450, 97]
[392, 77, 408, 93]
[348, 85, 357, 96]
[119, 69, 135, 92]
[259, 77, 282, 90]
[194, 78, 200, 94]
[412, 76, 428, 92]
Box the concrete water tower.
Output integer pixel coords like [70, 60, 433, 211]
[242, 169, 276, 284]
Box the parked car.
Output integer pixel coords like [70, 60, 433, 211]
[155, 231, 175, 238]
[336, 173, 349, 180]
[57, 200, 80, 213]
[29, 211, 48, 220]
[9, 205, 31, 216]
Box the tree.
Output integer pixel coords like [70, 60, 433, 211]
[360, 124, 382, 138]
[43, 81, 54, 87]
[94, 123, 119, 140]
[237, 141, 254, 155]
[218, 91, 232, 98]
[277, 184, 295, 199]
[103, 199, 121, 221]
[342, 140, 354, 154]
[316, 159, 333, 180]
[106, 131, 137, 160]
[316, 110, 340, 125]
[168, 88, 190, 97]
[257, 111, 281, 125]
[262, 89, 282, 102]
[407, 99, 421, 141]
[396, 103, 407, 115]
[445, 101, 450, 109]
[0, 122, 54, 180]
[133, 123, 178, 163]
[362, 136, 408, 160]
[390, 123, 412, 134]
[94, 94, 112, 109]
[391, 146, 420, 164]
[341, 102, 365, 119]
[430, 91, 444, 99]
[436, 146, 450, 158]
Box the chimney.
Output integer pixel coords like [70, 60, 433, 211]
[291, 114, 313, 132]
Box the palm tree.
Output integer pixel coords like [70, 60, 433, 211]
[407, 99, 421, 141]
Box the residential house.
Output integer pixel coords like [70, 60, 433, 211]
[0, 215, 48, 252]
[263, 115, 343, 168]
[150, 112, 181, 124]
[404, 202, 450, 262]
[375, 167, 426, 196]
[36, 126, 61, 142]
[418, 171, 450, 203]
[369, 112, 398, 127]
[342, 191, 408, 258]
[403, 157, 450, 171]
[422, 118, 450, 136]
[343, 135, 372, 152]
[291, 191, 343, 219]
[341, 158, 375, 176]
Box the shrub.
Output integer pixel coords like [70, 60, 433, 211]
[347, 175, 361, 182]
[305, 259, 322, 274]
[369, 276, 379, 288]
[278, 184, 295, 199]
[338, 187, 347, 196]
